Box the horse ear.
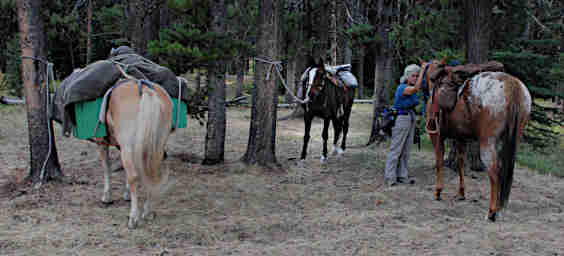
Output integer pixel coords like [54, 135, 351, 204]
[440, 57, 447, 65]
[318, 58, 325, 69]
[307, 56, 316, 68]
[418, 57, 425, 66]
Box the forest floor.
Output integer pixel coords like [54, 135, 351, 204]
[1, 101, 564, 255]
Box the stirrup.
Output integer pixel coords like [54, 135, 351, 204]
[426, 118, 439, 134]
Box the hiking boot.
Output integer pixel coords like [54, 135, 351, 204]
[397, 177, 416, 184]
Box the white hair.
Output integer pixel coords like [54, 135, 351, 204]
[400, 64, 421, 84]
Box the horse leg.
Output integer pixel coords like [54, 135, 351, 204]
[331, 118, 343, 156]
[455, 142, 467, 201]
[123, 176, 131, 201]
[431, 134, 445, 200]
[340, 107, 352, 153]
[121, 150, 140, 229]
[321, 118, 330, 162]
[300, 114, 313, 160]
[98, 144, 113, 204]
[480, 141, 499, 222]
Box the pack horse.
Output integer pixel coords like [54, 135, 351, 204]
[298, 58, 357, 162]
[98, 79, 175, 229]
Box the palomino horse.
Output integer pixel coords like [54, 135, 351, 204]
[97, 79, 174, 229]
[422, 59, 531, 221]
[300, 58, 355, 162]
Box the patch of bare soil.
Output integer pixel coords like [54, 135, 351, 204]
[1, 104, 563, 256]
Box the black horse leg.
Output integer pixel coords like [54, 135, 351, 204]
[301, 114, 313, 160]
[340, 106, 352, 151]
[331, 117, 342, 155]
[321, 118, 330, 161]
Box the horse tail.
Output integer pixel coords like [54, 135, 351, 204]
[498, 89, 525, 209]
[133, 86, 174, 199]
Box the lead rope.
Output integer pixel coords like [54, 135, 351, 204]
[254, 57, 309, 104]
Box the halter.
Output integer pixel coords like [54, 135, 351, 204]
[422, 63, 440, 135]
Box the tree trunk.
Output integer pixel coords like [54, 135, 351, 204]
[330, 0, 337, 65]
[17, 0, 63, 185]
[285, 58, 296, 104]
[357, 46, 365, 99]
[464, 0, 492, 64]
[242, 0, 279, 166]
[452, 0, 493, 172]
[86, 0, 93, 64]
[203, 0, 227, 165]
[235, 56, 245, 98]
[368, 1, 394, 144]
[131, 0, 161, 57]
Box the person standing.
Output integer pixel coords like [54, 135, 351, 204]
[384, 64, 424, 187]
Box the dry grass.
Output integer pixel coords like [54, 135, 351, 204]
[1, 102, 564, 255]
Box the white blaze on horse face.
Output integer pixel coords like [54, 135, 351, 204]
[308, 68, 318, 87]
[306, 68, 318, 98]
[470, 72, 507, 117]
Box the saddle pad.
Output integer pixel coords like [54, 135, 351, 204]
[72, 97, 187, 140]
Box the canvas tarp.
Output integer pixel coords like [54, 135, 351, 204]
[51, 46, 191, 137]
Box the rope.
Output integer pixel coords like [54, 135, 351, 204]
[254, 57, 309, 104]
[21, 56, 55, 187]
[175, 76, 188, 130]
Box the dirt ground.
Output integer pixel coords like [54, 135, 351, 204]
[1, 103, 563, 256]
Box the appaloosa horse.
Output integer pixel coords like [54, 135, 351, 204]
[422, 59, 531, 221]
[97, 78, 174, 229]
[299, 58, 355, 162]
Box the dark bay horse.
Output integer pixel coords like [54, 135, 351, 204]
[97, 79, 175, 229]
[422, 59, 531, 221]
[299, 58, 355, 162]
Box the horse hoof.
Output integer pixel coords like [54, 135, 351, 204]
[123, 192, 131, 201]
[143, 212, 156, 221]
[487, 212, 497, 222]
[102, 192, 112, 204]
[128, 217, 139, 229]
[434, 189, 442, 201]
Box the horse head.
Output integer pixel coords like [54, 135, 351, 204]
[420, 58, 448, 93]
[305, 58, 328, 100]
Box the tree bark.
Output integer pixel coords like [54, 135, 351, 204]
[242, 0, 279, 167]
[368, 0, 394, 144]
[235, 56, 245, 98]
[203, 0, 227, 165]
[285, 58, 296, 104]
[131, 0, 162, 57]
[17, 0, 63, 184]
[86, 0, 93, 64]
[357, 46, 365, 99]
[330, 0, 337, 65]
[464, 0, 493, 64]
[454, 0, 493, 172]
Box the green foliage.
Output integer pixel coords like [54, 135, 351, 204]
[1, 35, 22, 97]
[390, 3, 463, 66]
[148, 0, 254, 74]
[517, 142, 564, 177]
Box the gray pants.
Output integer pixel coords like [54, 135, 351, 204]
[384, 112, 416, 182]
